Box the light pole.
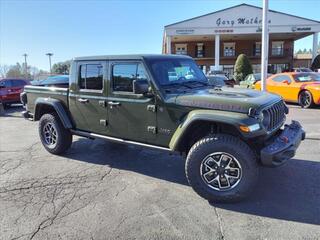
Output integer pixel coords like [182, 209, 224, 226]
[22, 53, 28, 79]
[46, 53, 53, 74]
[261, 0, 269, 92]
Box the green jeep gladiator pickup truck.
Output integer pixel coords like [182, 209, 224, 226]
[21, 54, 305, 202]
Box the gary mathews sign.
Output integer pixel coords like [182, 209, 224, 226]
[216, 17, 271, 27]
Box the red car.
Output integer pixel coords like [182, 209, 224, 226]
[0, 78, 30, 107]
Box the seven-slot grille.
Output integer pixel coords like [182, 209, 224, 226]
[263, 101, 286, 132]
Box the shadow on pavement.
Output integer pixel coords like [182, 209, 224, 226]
[213, 158, 320, 225]
[66, 138, 319, 225]
[0, 104, 24, 117]
[66, 138, 188, 186]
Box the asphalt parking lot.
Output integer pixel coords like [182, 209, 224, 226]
[0, 104, 319, 240]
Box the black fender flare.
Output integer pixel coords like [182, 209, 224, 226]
[34, 98, 73, 129]
[169, 109, 261, 151]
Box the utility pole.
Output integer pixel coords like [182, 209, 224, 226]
[261, 0, 269, 91]
[22, 53, 28, 79]
[46, 53, 53, 74]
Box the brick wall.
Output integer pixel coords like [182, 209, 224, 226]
[171, 39, 294, 70]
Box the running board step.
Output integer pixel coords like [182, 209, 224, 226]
[70, 130, 171, 152]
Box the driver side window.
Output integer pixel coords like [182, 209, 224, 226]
[112, 63, 147, 92]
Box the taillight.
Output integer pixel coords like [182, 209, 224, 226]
[20, 92, 27, 105]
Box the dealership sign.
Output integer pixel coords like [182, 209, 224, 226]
[167, 4, 320, 36]
[291, 26, 312, 32]
[216, 17, 271, 27]
[175, 29, 194, 35]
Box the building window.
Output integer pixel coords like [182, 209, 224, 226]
[268, 63, 289, 74]
[223, 43, 235, 57]
[175, 44, 187, 55]
[196, 43, 204, 58]
[223, 65, 234, 78]
[272, 41, 284, 56]
[254, 42, 261, 56]
[79, 64, 103, 90]
[252, 64, 261, 73]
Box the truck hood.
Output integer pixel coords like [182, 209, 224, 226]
[175, 87, 281, 114]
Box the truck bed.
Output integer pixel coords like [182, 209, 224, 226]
[24, 85, 69, 115]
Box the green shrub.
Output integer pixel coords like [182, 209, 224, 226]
[311, 54, 320, 71]
[234, 54, 253, 83]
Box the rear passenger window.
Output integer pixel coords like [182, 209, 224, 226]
[79, 65, 86, 89]
[79, 64, 103, 90]
[112, 63, 147, 92]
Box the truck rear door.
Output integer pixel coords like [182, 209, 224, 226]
[69, 61, 109, 134]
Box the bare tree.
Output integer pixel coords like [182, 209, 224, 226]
[0, 64, 10, 78]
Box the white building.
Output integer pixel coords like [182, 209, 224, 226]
[163, 4, 320, 74]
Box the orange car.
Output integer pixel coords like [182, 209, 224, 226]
[255, 72, 320, 108]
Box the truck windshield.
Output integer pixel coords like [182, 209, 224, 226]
[146, 58, 208, 88]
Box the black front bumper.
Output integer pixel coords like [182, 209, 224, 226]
[260, 121, 305, 167]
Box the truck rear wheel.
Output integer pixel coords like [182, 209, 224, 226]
[185, 134, 259, 203]
[39, 113, 72, 154]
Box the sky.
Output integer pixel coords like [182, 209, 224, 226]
[0, 0, 319, 71]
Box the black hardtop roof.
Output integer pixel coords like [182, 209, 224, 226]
[73, 54, 192, 61]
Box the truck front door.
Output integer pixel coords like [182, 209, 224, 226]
[107, 61, 156, 143]
[69, 61, 109, 134]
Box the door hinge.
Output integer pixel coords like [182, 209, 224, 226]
[147, 126, 157, 134]
[100, 119, 108, 127]
[99, 100, 107, 107]
[147, 105, 156, 112]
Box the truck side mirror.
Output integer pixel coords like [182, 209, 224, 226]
[133, 79, 150, 95]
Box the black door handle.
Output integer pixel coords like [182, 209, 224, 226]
[78, 98, 89, 103]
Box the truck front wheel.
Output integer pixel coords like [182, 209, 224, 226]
[185, 134, 259, 203]
[39, 113, 72, 155]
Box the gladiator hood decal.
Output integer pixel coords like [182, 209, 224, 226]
[175, 87, 280, 114]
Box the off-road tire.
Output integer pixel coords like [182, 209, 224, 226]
[185, 134, 259, 203]
[39, 113, 72, 154]
[299, 90, 314, 108]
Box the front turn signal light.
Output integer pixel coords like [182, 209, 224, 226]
[240, 125, 250, 133]
[240, 124, 260, 133]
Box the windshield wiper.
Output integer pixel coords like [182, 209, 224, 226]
[185, 80, 209, 87]
[162, 83, 192, 89]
